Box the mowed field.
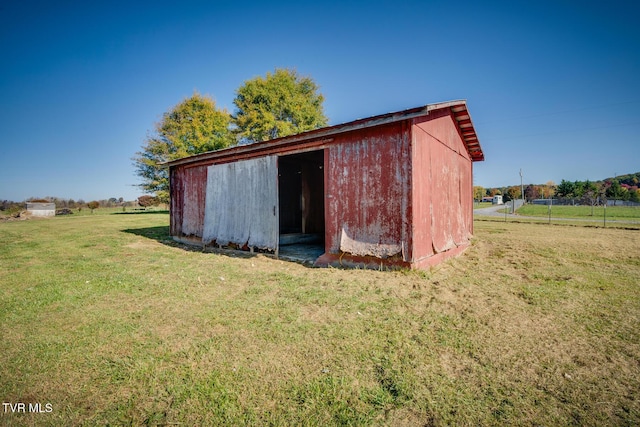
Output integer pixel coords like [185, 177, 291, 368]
[517, 204, 640, 221]
[1, 213, 639, 425]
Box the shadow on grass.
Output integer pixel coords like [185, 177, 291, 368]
[122, 225, 171, 241]
[121, 226, 265, 259]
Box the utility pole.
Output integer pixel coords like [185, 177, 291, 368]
[520, 169, 525, 206]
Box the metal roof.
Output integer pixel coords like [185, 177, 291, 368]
[166, 100, 484, 167]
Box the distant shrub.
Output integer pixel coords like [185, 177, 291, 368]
[137, 195, 158, 208]
[87, 201, 100, 213]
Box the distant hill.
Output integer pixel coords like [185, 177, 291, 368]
[601, 172, 640, 187]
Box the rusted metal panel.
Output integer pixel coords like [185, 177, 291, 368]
[203, 156, 278, 249]
[181, 166, 207, 237]
[325, 123, 411, 260]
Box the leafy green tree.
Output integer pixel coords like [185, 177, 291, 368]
[606, 180, 623, 205]
[573, 181, 585, 200]
[133, 93, 233, 203]
[556, 179, 575, 202]
[583, 180, 598, 206]
[233, 68, 328, 143]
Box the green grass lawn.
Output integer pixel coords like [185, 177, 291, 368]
[516, 204, 640, 220]
[473, 202, 494, 209]
[1, 213, 639, 425]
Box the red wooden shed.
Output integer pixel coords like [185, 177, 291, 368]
[166, 100, 484, 270]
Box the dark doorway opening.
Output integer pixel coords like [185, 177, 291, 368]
[278, 150, 325, 263]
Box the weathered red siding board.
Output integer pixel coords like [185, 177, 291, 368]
[325, 123, 412, 260]
[459, 152, 473, 239]
[410, 112, 474, 264]
[181, 166, 207, 237]
[170, 165, 207, 238]
[169, 167, 184, 237]
[410, 122, 434, 261]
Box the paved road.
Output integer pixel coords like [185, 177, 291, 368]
[474, 200, 522, 218]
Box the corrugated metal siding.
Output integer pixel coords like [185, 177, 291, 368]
[326, 123, 411, 259]
[203, 156, 278, 249]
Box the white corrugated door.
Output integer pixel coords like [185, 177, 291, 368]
[202, 156, 278, 250]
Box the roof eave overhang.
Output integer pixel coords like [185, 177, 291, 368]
[451, 103, 484, 162]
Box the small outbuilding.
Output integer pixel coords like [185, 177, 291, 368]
[26, 202, 56, 217]
[167, 100, 484, 270]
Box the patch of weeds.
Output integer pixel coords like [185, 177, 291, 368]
[431, 314, 476, 352]
[372, 360, 413, 406]
[286, 375, 376, 425]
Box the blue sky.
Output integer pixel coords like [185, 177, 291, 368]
[1, 0, 638, 202]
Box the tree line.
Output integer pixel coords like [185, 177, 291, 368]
[133, 68, 328, 203]
[555, 175, 639, 204]
[474, 172, 640, 205]
[0, 196, 158, 215]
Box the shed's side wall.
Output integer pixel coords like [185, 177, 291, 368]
[325, 122, 412, 260]
[411, 111, 473, 264]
